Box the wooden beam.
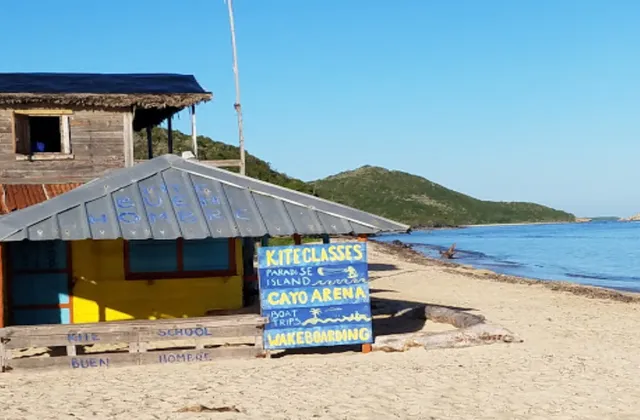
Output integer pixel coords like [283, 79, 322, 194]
[191, 105, 198, 159]
[146, 126, 153, 159]
[61, 116, 71, 154]
[123, 112, 134, 167]
[0, 243, 5, 328]
[15, 154, 74, 162]
[357, 234, 371, 354]
[198, 159, 242, 168]
[167, 116, 173, 154]
[134, 159, 242, 167]
[14, 109, 73, 116]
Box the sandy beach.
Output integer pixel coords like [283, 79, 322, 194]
[1, 241, 639, 420]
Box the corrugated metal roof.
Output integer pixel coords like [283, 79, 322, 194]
[0, 183, 82, 215]
[0, 155, 410, 242]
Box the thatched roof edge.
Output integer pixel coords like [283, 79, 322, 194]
[0, 92, 213, 109]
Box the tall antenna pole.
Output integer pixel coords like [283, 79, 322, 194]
[226, 0, 246, 175]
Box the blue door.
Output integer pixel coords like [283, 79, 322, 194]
[8, 240, 71, 325]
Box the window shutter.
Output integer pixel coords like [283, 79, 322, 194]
[13, 113, 30, 154]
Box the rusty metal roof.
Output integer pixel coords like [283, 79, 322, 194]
[0, 155, 410, 241]
[0, 183, 82, 215]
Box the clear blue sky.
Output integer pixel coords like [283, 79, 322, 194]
[2, 0, 639, 217]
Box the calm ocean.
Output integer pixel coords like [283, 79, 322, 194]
[380, 221, 640, 293]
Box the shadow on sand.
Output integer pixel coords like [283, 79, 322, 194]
[270, 292, 478, 358]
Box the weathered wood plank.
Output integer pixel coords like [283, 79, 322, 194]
[0, 243, 5, 329]
[133, 159, 243, 168]
[6, 352, 136, 371]
[6, 346, 260, 372]
[14, 109, 73, 116]
[0, 315, 266, 336]
[137, 325, 261, 343]
[123, 112, 134, 167]
[2, 329, 136, 349]
[200, 159, 243, 167]
[0, 342, 6, 372]
[139, 346, 260, 366]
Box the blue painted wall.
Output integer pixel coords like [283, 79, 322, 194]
[8, 240, 70, 325]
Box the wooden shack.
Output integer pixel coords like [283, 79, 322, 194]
[0, 154, 409, 326]
[0, 155, 409, 370]
[0, 72, 410, 370]
[0, 72, 212, 184]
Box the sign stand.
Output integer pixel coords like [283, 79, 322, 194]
[357, 235, 372, 354]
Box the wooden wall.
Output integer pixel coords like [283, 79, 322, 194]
[70, 239, 244, 324]
[0, 108, 127, 183]
[2, 239, 244, 326]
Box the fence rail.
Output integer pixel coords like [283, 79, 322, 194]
[0, 315, 266, 372]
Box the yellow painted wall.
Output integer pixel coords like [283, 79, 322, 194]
[70, 239, 243, 323]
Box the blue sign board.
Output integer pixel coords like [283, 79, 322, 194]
[258, 242, 373, 350]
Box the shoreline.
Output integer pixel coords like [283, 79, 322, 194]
[460, 220, 574, 228]
[409, 220, 577, 231]
[369, 238, 640, 303]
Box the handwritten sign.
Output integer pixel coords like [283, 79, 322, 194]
[71, 357, 109, 368]
[258, 242, 373, 350]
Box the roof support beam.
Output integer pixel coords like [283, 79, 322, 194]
[146, 126, 153, 159]
[123, 112, 134, 168]
[191, 105, 198, 159]
[167, 116, 174, 154]
[0, 243, 6, 328]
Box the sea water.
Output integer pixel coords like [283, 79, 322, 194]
[380, 221, 640, 293]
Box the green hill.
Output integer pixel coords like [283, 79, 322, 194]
[134, 129, 575, 227]
[134, 127, 312, 194]
[311, 166, 575, 226]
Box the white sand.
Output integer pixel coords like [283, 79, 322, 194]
[1, 242, 639, 419]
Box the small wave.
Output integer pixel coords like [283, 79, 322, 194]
[565, 272, 640, 283]
[565, 273, 610, 281]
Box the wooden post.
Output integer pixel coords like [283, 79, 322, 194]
[292, 234, 302, 245]
[167, 116, 173, 154]
[357, 235, 372, 354]
[191, 105, 198, 159]
[123, 112, 134, 167]
[0, 243, 5, 328]
[146, 126, 153, 159]
[321, 234, 330, 244]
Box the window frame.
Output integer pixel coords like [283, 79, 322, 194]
[12, 109, 74, 160]
[123, 238, 237, 281]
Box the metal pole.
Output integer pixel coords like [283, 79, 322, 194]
[226, 0, 246, 175]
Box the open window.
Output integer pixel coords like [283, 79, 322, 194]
[13, 110, 72, 160]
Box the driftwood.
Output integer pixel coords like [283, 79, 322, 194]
[177, 405, 241, 413]
[372, 303, 521, 352]
[439, 243, 457, 259]
[373, 323, 519, 352]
